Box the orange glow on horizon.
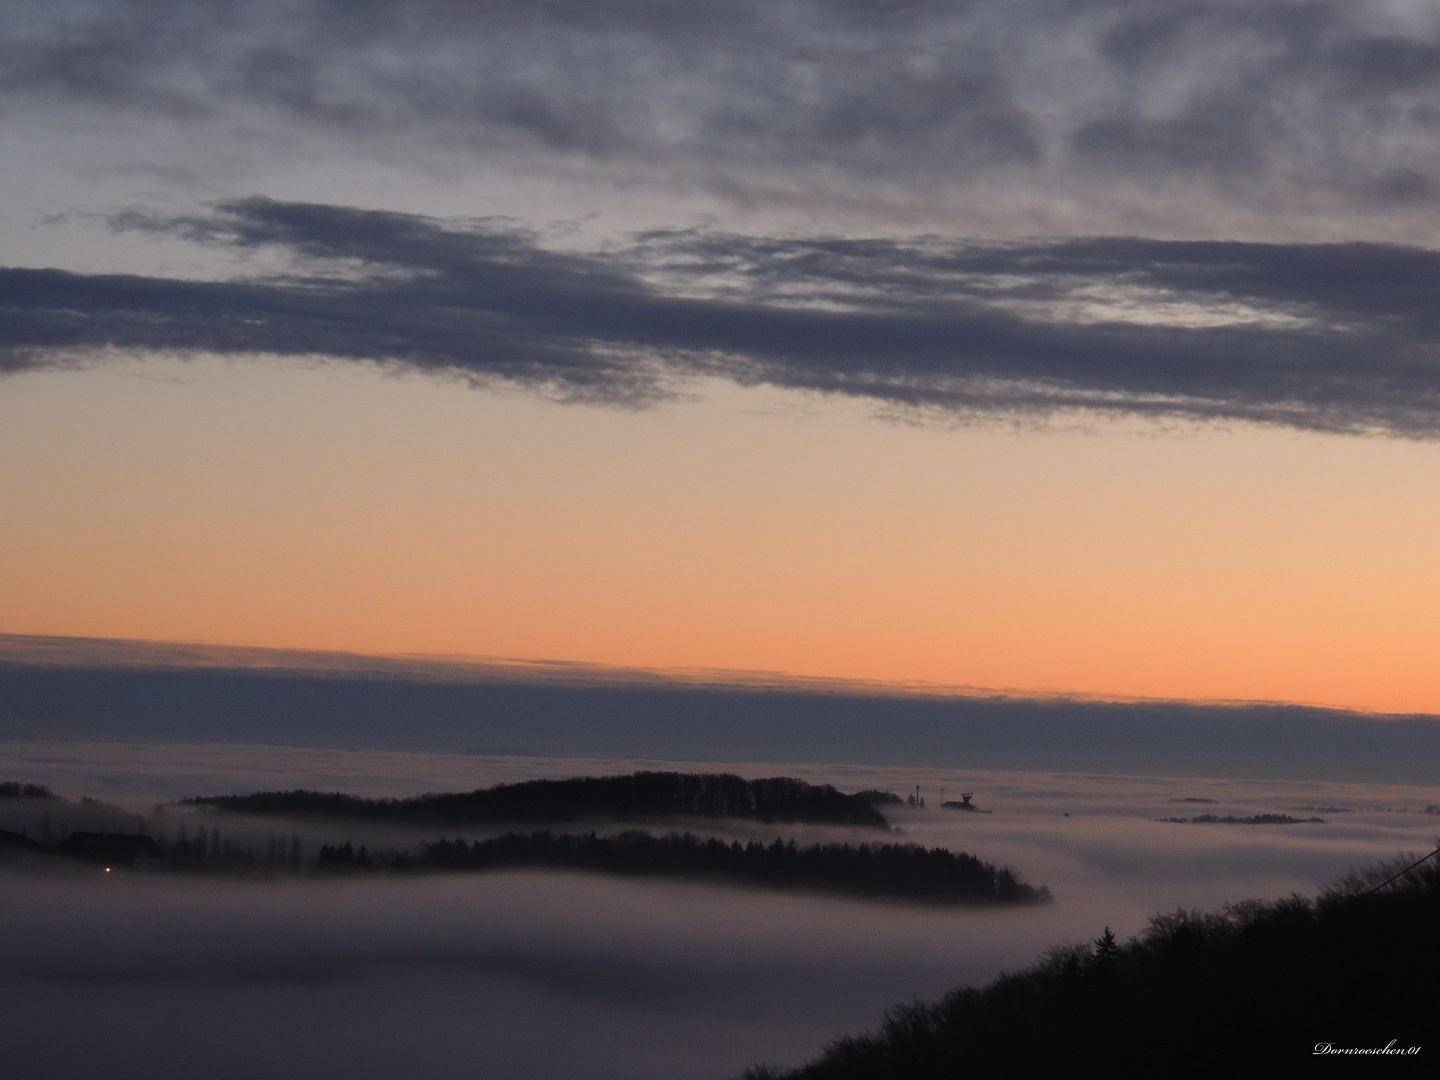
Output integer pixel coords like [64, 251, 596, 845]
[2, 358, 1438, 717]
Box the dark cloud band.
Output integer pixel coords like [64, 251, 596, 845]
[3, 197, 1440, 434]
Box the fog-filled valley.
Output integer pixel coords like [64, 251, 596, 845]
[3, 743, 1437, 1079]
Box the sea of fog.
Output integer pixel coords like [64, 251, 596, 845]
[3, 741, 1438, 1080]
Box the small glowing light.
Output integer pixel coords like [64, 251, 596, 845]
[104, 867, 111, 872]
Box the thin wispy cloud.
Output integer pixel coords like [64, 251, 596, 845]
[4, 197, 1440, 434]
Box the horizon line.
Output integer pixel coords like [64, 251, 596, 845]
[0, 632, 1414, 720]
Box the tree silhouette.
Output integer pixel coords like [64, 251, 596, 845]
[190, 772, 891, 828]
[415, 830, 1050, 904]
[740, 855, 1439, 1079]
[1090, 926, 1120, 979]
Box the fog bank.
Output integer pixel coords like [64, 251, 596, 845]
[7, 647, 1440, 784]
[3, 744, 1437, 1078]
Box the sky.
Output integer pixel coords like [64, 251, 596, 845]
[3, 1, 1440, 714]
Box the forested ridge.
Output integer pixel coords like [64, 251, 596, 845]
[742, 855, 1440, 1078]
[189, 771, 890, 827]
[318, 830, 1048, 905]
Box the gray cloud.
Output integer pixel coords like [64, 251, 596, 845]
[4, 197, 1440, 434]
[3, 2, 1440, 228]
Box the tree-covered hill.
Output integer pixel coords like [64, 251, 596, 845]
[742, 854, 1440, 1078]
[189, 771, 890, 828]
[383, 830, 1049, 905]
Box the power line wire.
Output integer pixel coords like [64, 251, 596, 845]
[1361, 843, 1440, 897]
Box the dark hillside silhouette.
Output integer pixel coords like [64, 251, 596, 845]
[853, 790, 901, 805]
[0, 828, 47, 852]
[742, 853, 1440, 1078]
[58, 832, 161, 865]
[0, 782, 53, 798]
[408, 831, 1049, 905]
[1160, 813, 1325, 825]
[190, 772, 890, 827]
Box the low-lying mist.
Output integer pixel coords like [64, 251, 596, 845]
[2, 866, 1078, 1080]
[3, 742, 1438, 1079]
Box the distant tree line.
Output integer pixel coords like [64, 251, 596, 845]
[0, 782, 53, 798]
[317, 841, 373, 868]
[391, 830, 1049, 905]
[162, 824, 302, 870]
[741, 855, 1440, 1078]
[188, 772, 891, 828]
[14, 811, 1048, 905]
[1160, 813, 1326, 825]
[0, 823, 308, 870]
[853, 790, 902, 805]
